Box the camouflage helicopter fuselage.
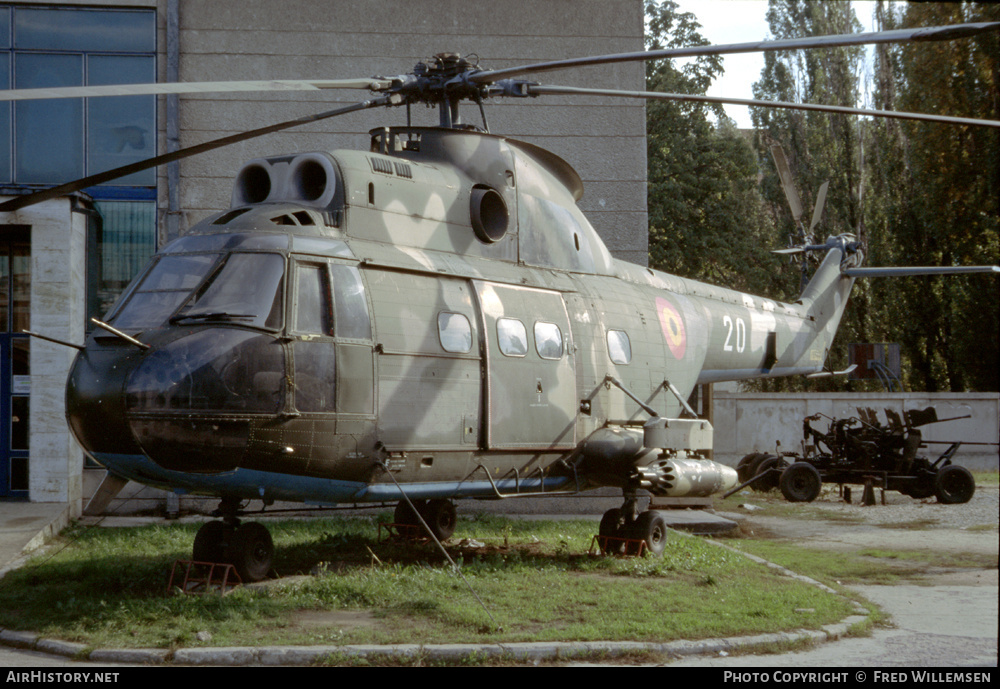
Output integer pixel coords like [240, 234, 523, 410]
[67, 126, 857, 506]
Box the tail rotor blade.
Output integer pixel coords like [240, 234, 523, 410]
[810, 181, 829, 233]
[770, 145, 803, 226]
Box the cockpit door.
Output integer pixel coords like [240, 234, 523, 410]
[472, 281, 576, 450]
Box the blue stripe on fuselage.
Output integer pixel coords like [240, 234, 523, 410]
[91, 453, 571, 505]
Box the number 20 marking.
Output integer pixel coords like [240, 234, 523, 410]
[723, 315, 746, 353]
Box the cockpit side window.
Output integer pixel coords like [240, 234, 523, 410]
[293, 263, 333, 335]
[330, 264, 371, 340]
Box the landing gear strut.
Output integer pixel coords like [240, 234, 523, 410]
[192, 498, 275, 582]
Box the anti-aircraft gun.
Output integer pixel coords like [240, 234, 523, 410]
[732, 407, 975, 504]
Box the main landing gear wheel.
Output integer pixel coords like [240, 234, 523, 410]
[630, 511, 667, 556]
[227, 522, 274, 582]
[598, 508, 625, 555]
[599, 508, 667, 557]
[934, 465, 975, 504]
[779, 462, 822, 503]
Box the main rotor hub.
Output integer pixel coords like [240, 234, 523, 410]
[415, 52, 479, 79]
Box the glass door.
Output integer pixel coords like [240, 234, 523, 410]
[0, 231, 29, 498]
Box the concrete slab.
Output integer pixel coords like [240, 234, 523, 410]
[0, 501, 72, 575]
[655, 508, 739, 535]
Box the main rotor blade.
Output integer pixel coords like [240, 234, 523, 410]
[0, 78, 392, 102]
[527, 85, 1000, 128]
[474, 22, 1000, 84]
[0, 95, 394, 213]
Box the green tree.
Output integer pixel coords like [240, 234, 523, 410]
[748, 0, 867, 391]
[866, 1, 999, 391]
[645, 0, 778, 295]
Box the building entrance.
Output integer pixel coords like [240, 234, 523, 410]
[0, 228, 29, 498]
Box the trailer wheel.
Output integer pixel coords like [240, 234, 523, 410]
[902, 475, 936, 500]
[737, 453, 764, 483]
[779, 462, 822, 503]
[751, 455, 783, 492]
[934, 465, 975, 504]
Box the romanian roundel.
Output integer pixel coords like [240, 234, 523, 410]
[655, 296, 687, 360]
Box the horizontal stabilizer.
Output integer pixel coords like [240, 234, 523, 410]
[843, 265, 999, 278]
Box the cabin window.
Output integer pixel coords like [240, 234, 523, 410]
[534, 321, 563, 360]
[607, 329, 631, 365]
[438, 312, 472, 353]
[497, 318, 527, 357]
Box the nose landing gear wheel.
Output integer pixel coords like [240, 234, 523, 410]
[421, 499, 457, 540]
[227, 522, 274, 582]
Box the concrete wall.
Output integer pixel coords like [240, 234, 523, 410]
[713, 392, 1000, 470]
[161, 0, 649, 264]
[4, 198, 87, 514]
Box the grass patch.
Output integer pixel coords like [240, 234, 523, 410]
[714, 491, 865, 523]
[726, 539, 997, 588]
[0, 514, 854, 650]
[972, 471, 999, 487]
[876, 519, 939, 530]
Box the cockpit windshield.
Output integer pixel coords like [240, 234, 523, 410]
[174, 253, 284, 329]
[110, 252, 285, 331]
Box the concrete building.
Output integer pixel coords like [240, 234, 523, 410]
[0, 0, 647, 512]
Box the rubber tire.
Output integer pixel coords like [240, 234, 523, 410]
[779, 462, 822, 503]
[934, 465, 975, 505]
[737, 453, 764, 484]
[394, 499, 426, 526]
[631, 511, 667, 557]
[598, 508, 625, 555]
[902, 474, 936, 500]
[192, 520, 230, 563]
[420, 499, 457, 541]
[228, 522, 274, 582]
[751, 455, 782, 492]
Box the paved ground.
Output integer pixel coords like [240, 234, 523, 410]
[661, 485, 999, 667]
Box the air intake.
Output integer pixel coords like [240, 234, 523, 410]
[287, 153, 339, 208]
[232, 160, 275, 206]
[230, 153, 341, 210]
[470, 185, 508, 243]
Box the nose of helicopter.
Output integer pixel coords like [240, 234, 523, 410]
[67, 328, 286, 474]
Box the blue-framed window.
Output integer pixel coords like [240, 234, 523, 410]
[0, 5, 158, 320]
[0, 5, 156, 187]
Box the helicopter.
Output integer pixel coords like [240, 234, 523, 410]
[2, 22, 998, 581]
